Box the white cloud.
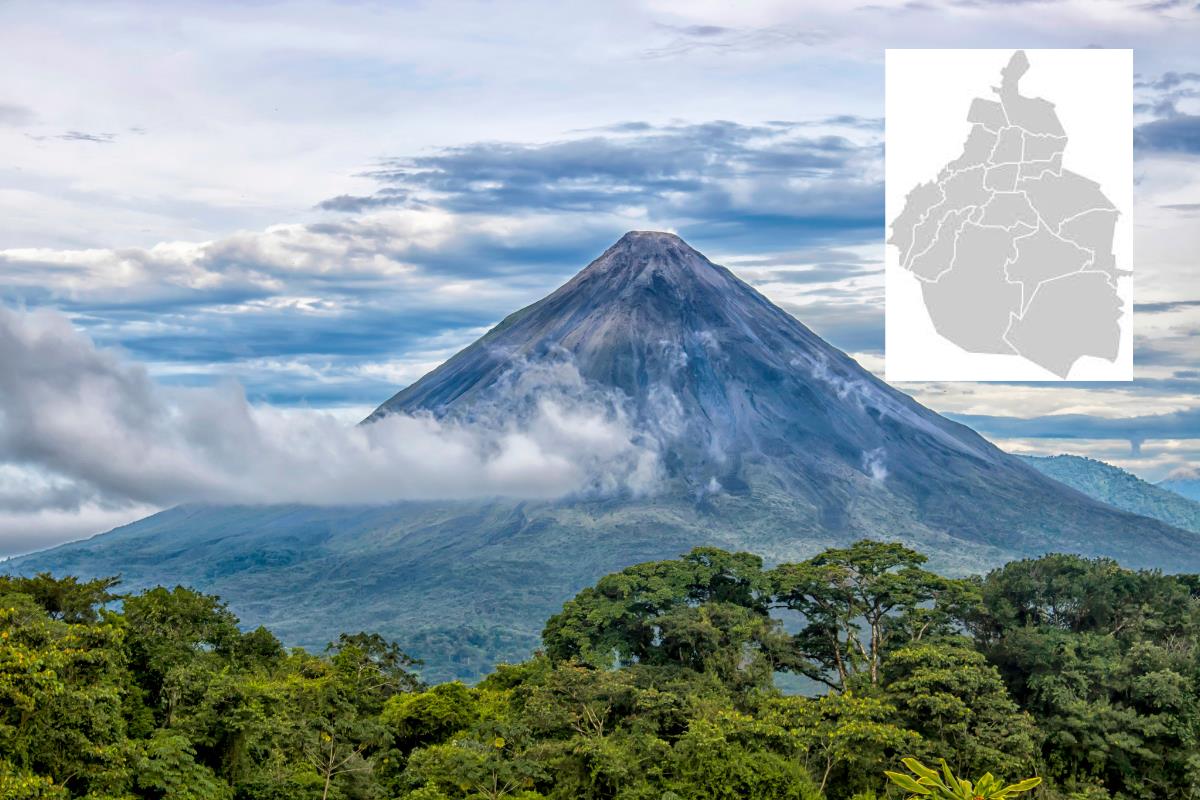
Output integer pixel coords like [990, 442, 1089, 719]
[0, 307, 661, 536]
[23, 0, 1185, 252]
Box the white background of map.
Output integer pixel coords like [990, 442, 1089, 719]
[885, 49, 1132, 381]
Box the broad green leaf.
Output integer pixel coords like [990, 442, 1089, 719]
[1000, 777, 1043, 794]
[975, 773, 996, 794]
[902, 758, 941, 782]
[886, 771, 933, 794]
[940, 759, 957, 790]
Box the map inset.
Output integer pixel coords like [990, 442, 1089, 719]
[888, 50, 1125, 379]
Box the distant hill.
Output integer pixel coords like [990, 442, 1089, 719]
[9, 232, 1200, 682]
[1019, 454, 1200, 535]
[1160, 473, 1200, 504]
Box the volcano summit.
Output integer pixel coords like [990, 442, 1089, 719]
[10, 231, 1198, 681]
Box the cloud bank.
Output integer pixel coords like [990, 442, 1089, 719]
[0, 307, 660, 554]
[948, 408, 1200, 452]
[319, 120, 883, 240]
[0, 117, 886, 410]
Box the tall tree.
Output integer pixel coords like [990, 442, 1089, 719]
[542, 547, 786, 692]
[327, 632, 423, 712]
[769, 540, 962, 689]
[0, 594, 130, 796]
[882, 638, 1039, 781]
[759, 691, 916, 798]
[0, 573, 120, 623]
[122, 586, 242, 726]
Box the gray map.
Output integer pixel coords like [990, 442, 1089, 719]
[889, 50, 1124, 379]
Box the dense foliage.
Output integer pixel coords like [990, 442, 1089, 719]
[2, 541, 1197, 798]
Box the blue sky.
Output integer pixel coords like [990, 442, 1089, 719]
[1, 0, 1199, 550]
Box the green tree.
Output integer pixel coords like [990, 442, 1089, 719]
[512, 661, 713, 798]
[769, 540, 961, 689]
[0, 573, 120, 624]
[542, 548, 786, 692]
[400, 728, 546, 799]
[235, 625, 285, 669]
[882, 639, 1039, 780]
[122, 586, 242, 725]
[664, 708, 822, 800]
[327, 632, 422, 713]
[384, 682, 481, 754]
[303, 730, 372, 800]
[133, 730, 231, 800]
[0, 593, 130, 797]
[759, 691, 917, 798]
[0, 760, 68, 800]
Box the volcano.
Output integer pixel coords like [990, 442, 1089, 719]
[10, 231, 1199, 681]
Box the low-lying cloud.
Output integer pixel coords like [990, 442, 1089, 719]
[0, 307, 661, 544]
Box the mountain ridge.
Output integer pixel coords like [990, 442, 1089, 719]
[1019, 453, 1200, 534]
[1161, 474, 1200, 503]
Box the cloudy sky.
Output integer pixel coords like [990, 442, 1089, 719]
[1, 0, 1199, 554]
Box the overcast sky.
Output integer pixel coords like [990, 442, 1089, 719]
[1, 0, 1199, 553]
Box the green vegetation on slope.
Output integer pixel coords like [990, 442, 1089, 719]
[2, 541, 1198, 798]
[1019, 454, 1200, 534]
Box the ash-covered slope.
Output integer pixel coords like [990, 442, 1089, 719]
[10, 232, 1199, 682]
